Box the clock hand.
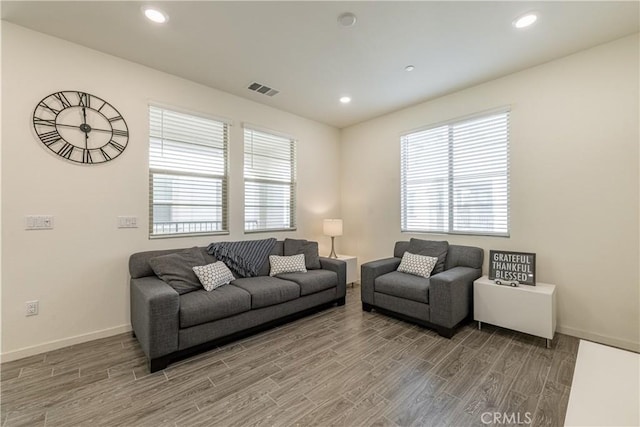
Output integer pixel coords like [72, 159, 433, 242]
[56, 123, 112, 133]
[55, 123, 81, 130]
[82, 127, 112, 134]
[82, 107, 88, 149]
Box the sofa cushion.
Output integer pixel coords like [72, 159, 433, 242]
[393, 242, 410, 259]
[276, 270, 337, 296]
[445, 244, 484, 270]
[192, 262, 235, 291]
[269, 254, 307, 276]
[232, 277, 300, 309]
[407, 238, 449, 274]
[374, 271, 430, 304]
[256, 241, 285, 277]
[397, 252, 438, 278]
[179, 285, 251, 328]
[284, 238, 321, 270]
[148, 247, 206, 295]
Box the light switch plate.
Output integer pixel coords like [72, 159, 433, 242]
[118, 216, 138, 228]
[25, 215, 54, 230]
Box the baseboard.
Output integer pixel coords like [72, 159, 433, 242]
[557, 325, 640, 353]
[2, 322, 637, 363]
[0, 324, 132, 363]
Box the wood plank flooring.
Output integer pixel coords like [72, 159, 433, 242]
[1, 286, 578, 426]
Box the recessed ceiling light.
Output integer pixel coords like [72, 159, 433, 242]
[405, 65, 415, 72]
[513, 13, 538, 29]
[337, 12, 357, 27]
[143, 7, 169, 24]
[340, 96, 351, 104]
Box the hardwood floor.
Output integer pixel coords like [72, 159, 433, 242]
[1, 286, 578, 426]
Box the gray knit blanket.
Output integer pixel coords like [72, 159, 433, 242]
[207, 238, 276, 277]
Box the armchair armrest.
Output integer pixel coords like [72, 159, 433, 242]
[429, 266, 481, 328]
[319, 257, 347, 299]
[130, 276, 180, 360]
[361, 257, 401, 305]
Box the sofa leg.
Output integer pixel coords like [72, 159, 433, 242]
[131, 330, 136, 338]
[436, 326, 454, 339]
[336, 297, 346, 306]
[149, 356, 170, 373]
[362, 302, 373, 312]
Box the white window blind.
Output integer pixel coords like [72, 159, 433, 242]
[244, 126, 296, 232]
[149, 106, 228, 237]
[401, 110, 510, 236]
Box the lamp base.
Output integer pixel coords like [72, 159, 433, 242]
[329, 236, 338, 258]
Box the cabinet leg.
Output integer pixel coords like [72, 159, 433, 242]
[546, 338, 551, 349]
[478, 321, 482, 331]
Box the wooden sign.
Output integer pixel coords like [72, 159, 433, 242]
[489, 250, 536, 285]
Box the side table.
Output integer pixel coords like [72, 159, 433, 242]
[474, 275, 556, 348]
[336, 255, 357, 286]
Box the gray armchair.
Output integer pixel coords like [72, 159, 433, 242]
[361, 240, 483, 338]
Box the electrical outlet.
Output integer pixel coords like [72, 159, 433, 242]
[26, 300, 39, 316]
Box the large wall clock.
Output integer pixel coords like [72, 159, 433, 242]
[32, 90, 129, 164]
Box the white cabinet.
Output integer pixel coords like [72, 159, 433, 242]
[474, 275, 556, 347]
[336, 255, 357, 285]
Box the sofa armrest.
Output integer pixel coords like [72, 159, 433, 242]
[130, 276, 180, 359]
[361, 257, 401, 305]
[429, 266, 482, 328]
[319, 257, 347, 299]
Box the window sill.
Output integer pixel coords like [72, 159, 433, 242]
[401, 230, 510, 238]
[149, 231, 230, 239]
[244, 228, 297, 234]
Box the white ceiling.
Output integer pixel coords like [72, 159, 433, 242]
[2, 1, 639, 128]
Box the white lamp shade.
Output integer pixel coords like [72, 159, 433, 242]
[323, 219, 343, 237]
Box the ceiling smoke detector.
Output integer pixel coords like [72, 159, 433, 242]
[337, 13, 357, 27]
[247, 82, 279, 97]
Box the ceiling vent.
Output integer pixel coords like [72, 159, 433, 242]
[247, 82, 279, 97]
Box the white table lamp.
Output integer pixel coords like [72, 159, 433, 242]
[323, 219, 343, 258]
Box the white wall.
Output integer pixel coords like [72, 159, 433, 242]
[340, 34, 640, 352]
[0, 19, 4, 362]
[0, 23, 341, 360]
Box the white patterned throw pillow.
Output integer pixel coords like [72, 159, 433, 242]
[397, 252, 438, 278]
[192, 262, 235, 291]
[269, 254, 307, 276]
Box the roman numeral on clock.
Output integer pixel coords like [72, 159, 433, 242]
[82, 149, 93, 164]
[78, 92, 91, 107]
[107, 140, 125, 152]
[34, 117, 56, 127]
[57, 142, 75, 159]
[39, 130, 62, 146]
[99, 148, 112, 161]
[108, 115, 123, 123]
[38, 102, 60, 115]
[53, 92, 72, 108]
[112, 129, 128, 138]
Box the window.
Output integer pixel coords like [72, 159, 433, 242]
[149, 106, 228, 237]
[244, 126, 296, 232]
[401, 109, 510, 236]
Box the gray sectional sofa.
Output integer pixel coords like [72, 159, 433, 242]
[130, 240, 346, 372]
[361, 240, 483, 338]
